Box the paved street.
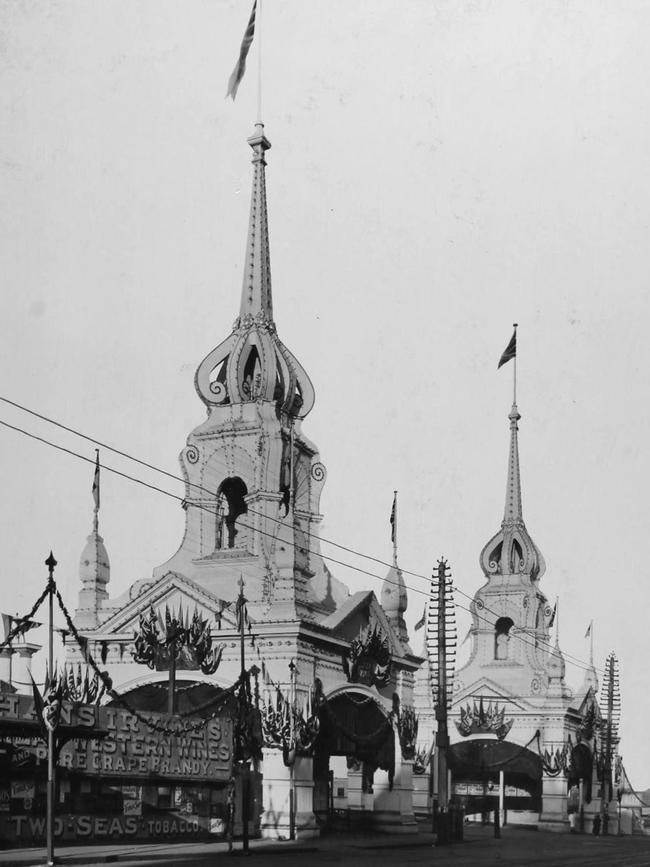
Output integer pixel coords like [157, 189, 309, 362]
[1, 825, 650, 867]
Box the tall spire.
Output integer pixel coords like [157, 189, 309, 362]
[480, 398, 546, 581]
[504, 403, 523, 523]
[238, 123, 273, 326]
[75, 454, 110, 628]
[195, 126, 315, 419]
[382, 491, 409, 646]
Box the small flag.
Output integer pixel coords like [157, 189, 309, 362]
[92, 451, 100, 512]
[498, 328, 517, 369]
[548, 600, 557, 628]
[414, 606, 426, 631]
[2, 614, 41, 640]
[390, 491, 397, 545]
[584, 621, 592, 639]
[226, 0, 257, 101]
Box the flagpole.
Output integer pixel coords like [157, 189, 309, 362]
[512, 323, 518, 405]
[257, 0, 263, 123]
[392, 490, 398, 565]
[589, 620, 594, 666]
[93, 449, 100, 534]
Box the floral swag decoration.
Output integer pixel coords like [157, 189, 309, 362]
[260, 684, 320, 766]
[132, 603, 223, 675]
[342, 624, 392, 688]
[455, 697, 514, 741]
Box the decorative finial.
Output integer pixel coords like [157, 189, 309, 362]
[92, 449, 100, 534]
[45, 551, 57, 571]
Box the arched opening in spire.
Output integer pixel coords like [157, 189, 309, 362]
[509, 539, 523, 573]
[216, 477, 248, 549]
[494, 617, 514, 660]
[241, 345, 262, 400]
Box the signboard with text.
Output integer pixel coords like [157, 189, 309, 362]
[0, 692, 233, 782]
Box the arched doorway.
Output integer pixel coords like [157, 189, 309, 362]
[312, 688, 394, 827]
[448, 739, 543, 817]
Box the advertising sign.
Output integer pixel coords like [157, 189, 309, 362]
[0, 693, 233, 782]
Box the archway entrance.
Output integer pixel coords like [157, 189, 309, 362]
[312, 689, 394, 827]
[448, 739, 542, 817]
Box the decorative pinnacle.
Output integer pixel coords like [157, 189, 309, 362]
[45, 551, 57, 572]
[239, 123, 273, 325]
[504, 402, 523, 524]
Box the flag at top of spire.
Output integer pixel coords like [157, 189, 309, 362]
[498, 327, 517, 369]
[226, 0, 257, 100]
[390, 491, 397, 545]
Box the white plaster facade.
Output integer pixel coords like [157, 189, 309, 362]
[67, 124, 422, 838]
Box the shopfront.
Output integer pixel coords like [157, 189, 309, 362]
[0, 687, 240, 846]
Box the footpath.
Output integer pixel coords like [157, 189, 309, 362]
[0, 827, 436, 866]
[1, 825, 649, 867]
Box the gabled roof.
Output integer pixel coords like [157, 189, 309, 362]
[88, 571, 239, 637]
[321, 590, 409, 659]
[452, 675, 536, 714]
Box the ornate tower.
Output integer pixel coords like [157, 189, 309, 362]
[456, 398, 556, 699]
[154, 124, 333, 619]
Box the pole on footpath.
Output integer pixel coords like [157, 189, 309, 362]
[237, 576, 250, 856]
[436, 560, 449, 815]
[427, 558, 456, 844]
[289, 658, 296, 841]
[45, 551, 57, 867]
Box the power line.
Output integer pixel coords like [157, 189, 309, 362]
[0, 411, 606, 680]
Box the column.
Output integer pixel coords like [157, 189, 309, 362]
[372, 733, 418, 834]
[540, 770, 568, 827]
[260, 748, 318, 840]
[347, 766, 366, 813]
[0, 647, 12, 685]
[12, 643, 41, 695]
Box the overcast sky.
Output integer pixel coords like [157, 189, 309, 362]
[2, 1, 649, 783]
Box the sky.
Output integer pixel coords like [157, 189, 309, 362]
[1, 0, 650, 783]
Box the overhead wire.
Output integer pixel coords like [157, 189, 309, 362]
[0, 407, 607, 681]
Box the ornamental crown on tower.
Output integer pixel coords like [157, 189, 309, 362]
[194, 124, 315, 421]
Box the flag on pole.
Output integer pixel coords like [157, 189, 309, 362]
[548, 599, 557, 628]
[584, 621, 592, 639]
[414, 606, 426, 631]
[226, 0, 258, 100]
[498, 328, 517, 369]
[390, 491, 397, 545]
[92, 451, 100, 512]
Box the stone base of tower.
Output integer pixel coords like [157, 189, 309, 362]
[371, 759, 419, 835]
[260, 750, 319, 840]
[412, 771, 432, 817]
[539, 773, 568, 831]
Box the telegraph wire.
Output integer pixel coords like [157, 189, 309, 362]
[0, 413, 606, 680]
[0, 396, 604, 675]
